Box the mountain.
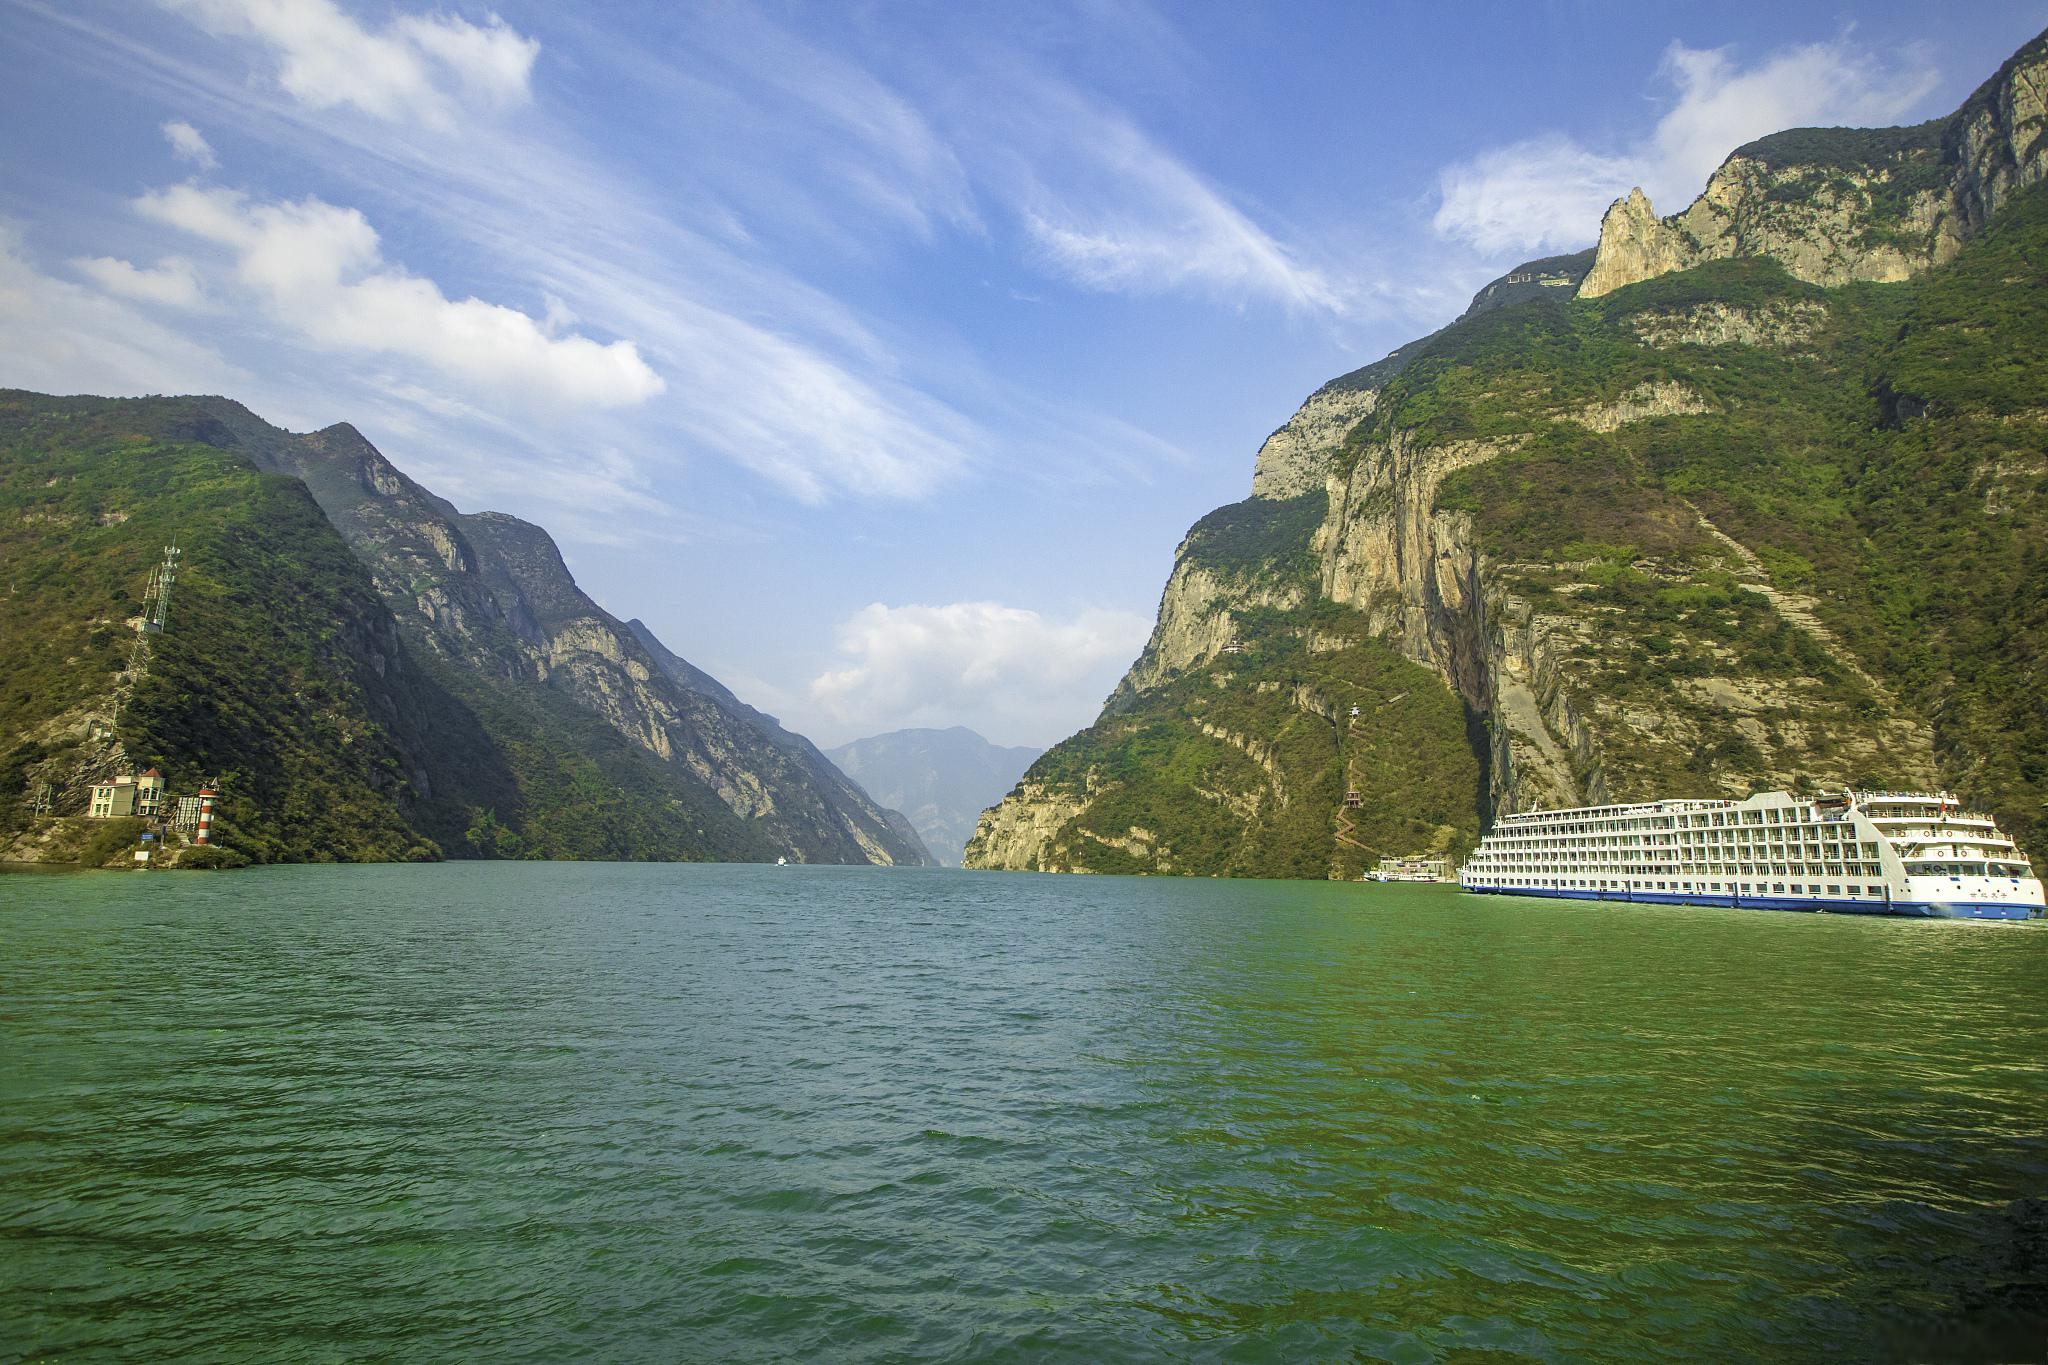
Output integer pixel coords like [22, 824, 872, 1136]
[825, 727, 1042, 865]
[0, 391, 932, 867]
[966, 29, 2048, 877]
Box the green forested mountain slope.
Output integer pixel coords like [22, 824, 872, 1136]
[1, 398, 467, 862]
[0, 393, 925, 866]
[968, 31, 2048, 876]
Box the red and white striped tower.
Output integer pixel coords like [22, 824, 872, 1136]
[194, 785, 218, 845]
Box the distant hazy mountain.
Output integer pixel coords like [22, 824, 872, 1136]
[826, 727, 1042, 865]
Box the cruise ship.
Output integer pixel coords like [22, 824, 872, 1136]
[1458, 790, 2043, 920]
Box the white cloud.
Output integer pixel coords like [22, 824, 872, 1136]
[1433, 36, 1940, 257]
[0, 225, 247, 398]
[809, 600, 1149, 746]
[73, 254, 210, 309]
[1433, 135, 1640, 260]
[160, 119, 217, 168]
[162, 0, 538, 127]
[133, 183, 664, 408]
[656, 307, 974, 501]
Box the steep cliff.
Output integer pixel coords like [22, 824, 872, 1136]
[236, 412, 928, 866]
[969, 30, 2048, 876]
[0, 392, 930, 866]
[619, 617, 934, 866]
[1579, 30, 2048, 298]
[0, 394, 500, 863]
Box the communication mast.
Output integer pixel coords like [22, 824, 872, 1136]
[141, 542, 181, 634]
[114, 540, 181, 727]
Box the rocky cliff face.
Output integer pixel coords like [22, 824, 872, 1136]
[238, 420, 932, 867]
[968, 31, 2048, 877]
[623, 619, 934, 866]
[1579, 31, 2048, 298]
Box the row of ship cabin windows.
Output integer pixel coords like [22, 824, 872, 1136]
[1910, 861, 2029, 877]
[1475, 857, 2026, 880]
[1487, 836, 1879, 856]
[1506, 808, 1850, 836]
[1473, 853, 1880, 872]
[1478, 863, 1880, 877]
[1475, 877, 1886, 897]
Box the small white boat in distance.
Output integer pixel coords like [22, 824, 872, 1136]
[1368, 857, 1451, 883]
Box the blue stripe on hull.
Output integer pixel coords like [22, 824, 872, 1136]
[1456, 885, 2038, 921]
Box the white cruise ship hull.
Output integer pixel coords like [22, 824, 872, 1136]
[1465, 883, 2036, 920]
[1457, 790, 2044, 922]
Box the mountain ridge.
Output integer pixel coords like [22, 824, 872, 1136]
[0, 390, 931, 867]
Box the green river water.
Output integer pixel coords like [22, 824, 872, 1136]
[1, 864, 2043, 1361]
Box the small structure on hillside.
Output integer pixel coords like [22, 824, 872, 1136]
[192, 785, 219, 844]
[1344, 789, 1363, 809]
[88, 768, 168, 819]
[135, 768, 165, 818]
[1222, 636, 1245, 655]
[140, 543, 180, 635]
[89, 775, 137, 819]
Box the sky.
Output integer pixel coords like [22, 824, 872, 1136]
[2, 1, 2043, 748]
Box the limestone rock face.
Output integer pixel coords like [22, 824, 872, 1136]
[1249, 388, 1379, 500]
[964, 30, 2039, 877]
[1627, 301, 1827, 349]
[1578, 189, 1691, 299]
[962, 780, 1090, 871]
[1570, 381, 1713, 432]
[1113, 562, 1305, 702]
[1578, 34, 2048, 298]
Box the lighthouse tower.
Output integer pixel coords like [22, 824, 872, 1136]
[193, 785, 219, 845]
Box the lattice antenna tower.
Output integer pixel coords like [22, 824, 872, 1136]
[142, 541, 181, 635]
[115, 540, 180, 726]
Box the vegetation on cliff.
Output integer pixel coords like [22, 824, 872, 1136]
[969, 597, 1481, 877]
[1424, 187, 2048, 843]
[0, 394, 909, 866]
[0, 400, 442, 861]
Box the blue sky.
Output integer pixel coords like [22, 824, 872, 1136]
[3, 1, 2043, 747]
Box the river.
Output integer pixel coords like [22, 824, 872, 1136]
[2, 864, 2042, 1360]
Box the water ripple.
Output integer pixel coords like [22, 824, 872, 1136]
[2, 865, 2044, 1361]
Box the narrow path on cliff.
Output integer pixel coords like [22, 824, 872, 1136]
[1689, 510, 1899, 705]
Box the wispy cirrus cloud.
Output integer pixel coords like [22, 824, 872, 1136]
[1012, 96, 1342, 314]
[1433, 36, 1940, 256]
[578, 6, 1347, 315]
[12, 0, 1239, 514]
